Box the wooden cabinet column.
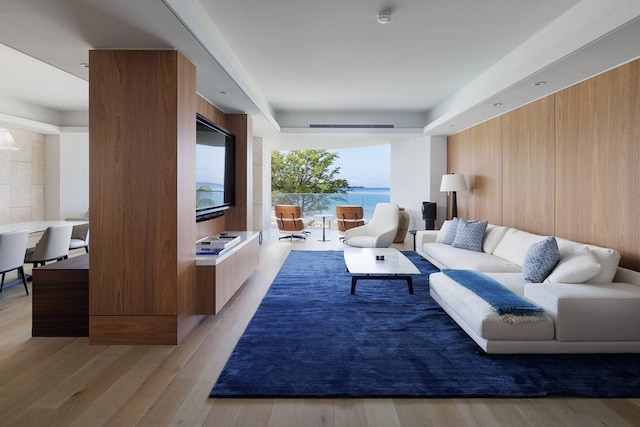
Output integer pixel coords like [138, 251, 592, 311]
[89, 50, 197, 344]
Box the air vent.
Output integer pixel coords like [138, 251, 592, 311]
[309, 124, 395, 129]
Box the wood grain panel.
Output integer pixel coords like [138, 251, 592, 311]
[469, 117, 502, 224]
[32, 254, 89, 337]
[195, 95, 229, 237]
[555, 60, 640, 269]
[196, 95, 226, 128]
[90, 50, 181, 316]
[446, 58, 640, 269]
[502, 95, 555, 235]
[215, 236, 259, 313]
[176, 54, 197, 316]
[196, 266, 215, 315]
[446, 130, 470, 219]
[196, 233, 260, 315]
[225, 114, 252, 231]
[89, 315, 177, 345]
[196, 218, 225, 240]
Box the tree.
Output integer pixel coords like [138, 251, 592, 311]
[271, 149, 350, 216]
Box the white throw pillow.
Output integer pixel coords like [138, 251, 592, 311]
[546, 246, 603, 284]
[435, 220, 453, 243]
[555, 238, 620, 283]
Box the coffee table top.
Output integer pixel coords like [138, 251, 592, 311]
[343, 248, 420, 275]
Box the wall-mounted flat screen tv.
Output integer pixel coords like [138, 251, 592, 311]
[196, 114, 235, 222]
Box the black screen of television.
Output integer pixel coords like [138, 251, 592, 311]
[196, 115, 235, 222]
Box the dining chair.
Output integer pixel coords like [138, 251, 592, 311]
[68, 223, 89, 253]
[24, 224, 73, 268]
[0, 229, 30, 295]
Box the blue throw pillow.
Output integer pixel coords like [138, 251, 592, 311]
[452, 220, 488, 252]
[442, 217, 460, 245]
[523, 237, 560, 283]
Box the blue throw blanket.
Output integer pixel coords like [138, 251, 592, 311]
[441, 269, 546, 318]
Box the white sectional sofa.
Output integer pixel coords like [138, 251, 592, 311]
[416, 221, 640, 354]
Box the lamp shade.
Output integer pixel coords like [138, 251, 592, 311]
[440, 174, 467, 192]
[0, 128, 18, 151]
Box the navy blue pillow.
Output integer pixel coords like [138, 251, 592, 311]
[523, 237, 560, 283]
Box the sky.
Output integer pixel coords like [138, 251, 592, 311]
[329, 144, 390, 188]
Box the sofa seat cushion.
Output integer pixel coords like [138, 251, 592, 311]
[430, 272, 555, 340]
[525, 282, 640, 341]
[422, 242, 522, 273]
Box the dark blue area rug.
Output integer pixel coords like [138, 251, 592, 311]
[210, 250, 640, 398]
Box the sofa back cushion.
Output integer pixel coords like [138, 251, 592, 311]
[482, 224, 509, 254]
[493, 229, 547, 266]
[555, 237, 620, 283]
[435, 220, 453, 243]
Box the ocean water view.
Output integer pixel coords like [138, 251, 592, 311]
[272, 187, 390, 221]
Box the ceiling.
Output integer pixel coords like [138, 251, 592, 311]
[0, 0, 639, 143]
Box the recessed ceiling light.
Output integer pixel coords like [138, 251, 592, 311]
[533, 81, 546, 86]
[492, 102, 503, 107]
[80, 62, 89, 68]
[377, 10, 392, 24]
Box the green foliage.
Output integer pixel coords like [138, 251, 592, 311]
[271, 150, 349, 193]
[271, 150, 350, 216]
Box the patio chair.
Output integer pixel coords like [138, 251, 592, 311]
[275, 205, 307, 241]
[336, 205, 365, 241]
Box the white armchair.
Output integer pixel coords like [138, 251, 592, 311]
[344, 203, 399, 248]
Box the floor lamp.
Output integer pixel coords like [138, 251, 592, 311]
[440, 173, 467, 219]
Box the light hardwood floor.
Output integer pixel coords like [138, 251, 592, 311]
[1, 227, 639, 426]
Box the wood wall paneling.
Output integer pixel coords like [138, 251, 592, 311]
[90, 50, 182, 316]
[195, 94, 227, 239]
[469, 117, 502, 224]
[196, 95, 226, 129]
[89, 50, 198, 344]
[446, 130, 470, 220]
[225, 114, 252, 231]
[177, 54, 197, 315]
[501, 95, 555, 236]
[555, 61, 640, 269]
[89, 315, 177, 345]
[447, 58, 640, 269]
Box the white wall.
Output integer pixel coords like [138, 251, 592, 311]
[45, 131, 89, 220]
[390, 136, 447, 237]
[252, 136, 272, 232]
[0, 128, 45, 223]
